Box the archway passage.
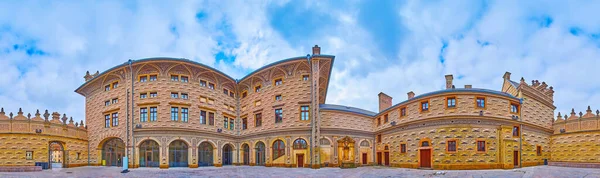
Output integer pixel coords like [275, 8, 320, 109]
[255, 142, 265, 166]
[49, 142, 64, 169]
[222, 144, 233, 166]
[139, 140, 159, 167]
[102, 138, 125, 167]
[242, 144, 250, 165]
[169, 140, 188, 167]
[198, 142, 214, 167]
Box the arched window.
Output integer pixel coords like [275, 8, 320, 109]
[272, 140, 285, 160]
[293, 139, 307, 149]
[360, 140, 370, 147]
[139, 140, 159, 167]
[319, 138, 330, 146]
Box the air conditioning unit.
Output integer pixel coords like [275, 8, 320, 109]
[512, 115, 519, 120]
[560, 129, 566, 133]
[479, 111, 484, 116]
[217, 128, 223, 133]
[391, 121, 397, 126]
[135, 124, 142, 129]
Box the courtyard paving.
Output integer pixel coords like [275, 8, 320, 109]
[1, 165, 599, 178]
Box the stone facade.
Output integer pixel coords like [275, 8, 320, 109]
[0, 45, 593, 171]
[0, 108, 88, 170]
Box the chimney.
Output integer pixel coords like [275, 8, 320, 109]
[503, 72, 511, 80]
[378, 92, 393, 112]
[445, 74, 454, 89]
[407, 91, 415, 100]
[465, 85, 472, 89]
[312, 45, 321, 55]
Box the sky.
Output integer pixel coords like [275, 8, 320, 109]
[0, 0, 599, 123]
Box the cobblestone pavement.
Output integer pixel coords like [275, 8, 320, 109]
[2, 165, 600, 178]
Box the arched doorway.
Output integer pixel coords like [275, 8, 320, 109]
[222, 144, 233, 166]
[242, 144, 250, 165]
[255, 142, 265, 166]
[139, 140, 159, 167]
[102, 138, 125, 167]
[49, 141, 64, 169]
[293, 138, 307, 167]
[198, 142, 213, 167]
[169, 140, 188, 167]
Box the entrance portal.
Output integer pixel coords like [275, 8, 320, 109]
[139, 140, 159, 167]
[102, 138, 125, 167]
[296, 154, 304, 167]
[242, 144, 250, 165]
[255, 142, 265, 166]
[384, 152, 390, 166]
[49, 142, 64, 169]
[222, 144, 233, 166]
[168, 140, 188, 167]
[514, 151, 519, 167]
[198, 142, 214, 167]
[419, 149, 431, 168]
[362, 153, 367, 165]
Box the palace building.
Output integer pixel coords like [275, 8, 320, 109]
[1, 45, 599, 171]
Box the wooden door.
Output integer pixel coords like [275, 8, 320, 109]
[362, 153, 367, 165]
[384, 152, 390, 166]
[514, 151, 519, 167]
[419, 149, 431, 168]
[297, 154, 304, 167]
[377, 152, 382, 165]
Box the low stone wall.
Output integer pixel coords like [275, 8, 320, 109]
[0, 166, 42, 172]
[549, 162, 600, 169]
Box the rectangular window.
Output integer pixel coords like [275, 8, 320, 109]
[255, 100, 261, 106]
[242, 118, 247, 130]
[171, 75, 179, 81]
[171, 107, 179, 121]
[140, 108, 148, 122]
[171, 92, 179, 98]
[377, 134, 381, 143]
[140, 93, 147, 99]
[112, 82, 118, 89]
[476, 97, 486, 108]
[229, 91, 234, 98]
[300, 106, 310, 121]
[149, 107, 157, 122]
[274, 78, 283, 86]
[200, 111, 207, 124]
[255, 85, 261, 92]
[477, 141, 486, 152]
[105, 101, 110, 106]
[255, 113, 262, 127]
[149, 75, 157, 81]
[181, 108, 188, 122]
[140, 76, 148, 82]
[77, 152, 80, 160]
[150, 92, 157, 98]
[181, 93, 188, 99]
[513, 126, 520, 137]
[105, 115, 110, 128]
[275, 108, 283, 123]
[536, 146, 542, 156]
[111, 113, 118, 127]
[447, 97, 456, 108]
[105, 85, 110, 91]
[421, 101, 429, 112]
[377, 117, 381, 126]
[26, 151, 33, 160]
[384, 114, 389, 123]
[511, 103, 519, 113]
[302, 75, 309, 81]
[208, 83, 215, 90]
[224, 117, 229, 129]
[400, 144, 406, 153]
[400, 107, 407, 117]
[200, 80, 207, 87]
[223, 89, 229, 95]
[208, 112, 215, 125]
[242, 91, 247, 98]
[229, 118, 234, 130]
[275, 94, 282, 101]
[181, 76, 188, 83]
[447, 140, 457, 152]
[112, 98, 118, 104]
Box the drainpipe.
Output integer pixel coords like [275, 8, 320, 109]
[519, 97, 523, 168]
[307, 54, 313, 167]
[130, 59, 136, 169]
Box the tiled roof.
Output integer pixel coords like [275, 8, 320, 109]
[319, 104, 377, 117]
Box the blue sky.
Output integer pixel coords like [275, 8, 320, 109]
[0, 0, 599, 122]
